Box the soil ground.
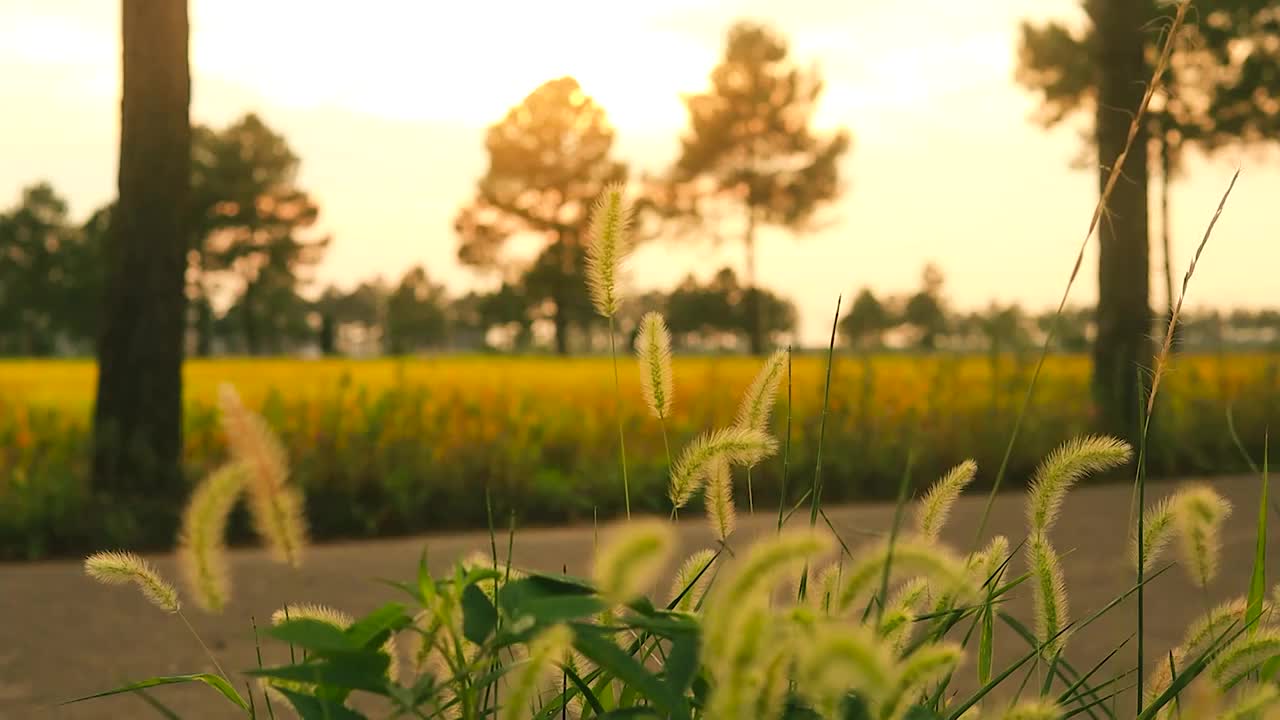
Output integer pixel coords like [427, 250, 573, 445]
[0, 474, 1268, 719]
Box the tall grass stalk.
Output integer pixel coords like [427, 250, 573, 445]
[799, 297, 840, 602]
[972, 0, 1192, 548]
[777, 345, 792, 534]
[608, 315, 630, 519]
[1134, 168, 1239, 711]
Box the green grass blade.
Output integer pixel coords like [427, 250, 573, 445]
[978, 606, 993, 686]
[777, 344, 792, 533]
[63, 674, 250, 712]
[132, 688, 183, 719]
[1247, 431, 1269, 630]
[799, 296, 842, 602]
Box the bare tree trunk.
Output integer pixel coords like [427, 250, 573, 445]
[92, 0, 190, 536]
[743, 207, 764, 355]
[1160, 136, 1177, 334]
[1088, 0, 1152, 443]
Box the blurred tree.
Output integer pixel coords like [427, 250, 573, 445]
[0, 185, 102, 354]
[665, 267, 794, 349]
[385, 265, 449, 354]
[902, 264, 947, 351]
[189, 113, 328, 355]
[1037, 306, 1093, 353]
[93, 0, 190, 522]
[839, 288, 892, 349]
[663, 21, 850, 354]
[453, 77, 626, 354]
[1018, 0, 1280, 438]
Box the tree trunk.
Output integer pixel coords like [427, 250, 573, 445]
[1160, 138, 1175, 324]
[1088, 0, 1152, 442]
[92, 0, 190, 535]
[743, 207, 764, 355]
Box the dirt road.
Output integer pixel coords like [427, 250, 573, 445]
[1, 474, 1268, 719]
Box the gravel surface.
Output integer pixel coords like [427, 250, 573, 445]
[1, 474, 1267, 719]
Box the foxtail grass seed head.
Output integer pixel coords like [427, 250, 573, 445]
[218, 383, 307, 567]
[969, 534, 1011, 590]
[703, 529, 833, 659]
[998, 700, 1066, 720]
[592, 518, 675, 603]
[1132, 496, 1176, 574]
[501, 624, 573, 720]
[808, 562, 843, 613]
[1211, 628, 1280, 690]
[734, 348, 787, 433]
[881, 642, 963, 720]
[635, 311, 673, 420]
[1027, 533, 1069, 658]
[585, 183, 633, 318]
[670, 548, 716, 612]
[1222, 683, 1280, 719]
[834, 536, 970, 614]
[1182, 597, 1249, 658]
[705, 458, 736, 543]
[85, 551, 180, 613]
[879, 577, 931, 650]
[795, 624, 894, 717]
[1172, 483, 1232, 590]
[668, 426, 777, 510]
[1026, 435, 1131, 535]
[177, 464, 245, 613]
[915, 459, 977, 540]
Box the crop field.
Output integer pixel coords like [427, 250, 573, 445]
[1, 352, 1276, 559]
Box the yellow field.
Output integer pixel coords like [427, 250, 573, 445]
[1, 352, 1276, 558]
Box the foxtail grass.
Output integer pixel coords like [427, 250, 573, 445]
[705, 457, 736, 543]
[668, 426, 776, 511]
[218, 384, 306, 568]
[916, 459, 977, 540]
[177, 464, 244, 613]
[587, 184, 635, 520]
[735, 348, 787, 513]
[636, 311, 675, 488]
[669, 549, 716, 612]
[85, 551, 181, 613]
[591, 518, 674, 603]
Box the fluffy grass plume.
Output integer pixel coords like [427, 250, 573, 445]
[808, 562, 843, 613]
[592, 518, 674, 603]
[1026, 533, 1069, 658]
[177, 464, 245, 613]
[218, 384, 306, 567]
[915, 459, 977, 540]
[635, 311, 673, 420]
[585, 183, 633, 318]
[879, 577, 930, 650]
[668, 426, 777, 510]
[834, 537, 970, 614]
[969, 535, 1011, 590]
[881, 642, 963, 720]
[734, 348, 787, 432]
[1181, 597, 1250, 657]
[1221, 683, 1280, 719]
[1132, 496, 1176, 574]
[705, 458, 736, 542]
[703, 529, 832, 659]
[704, 605, 776, 717]
[1026, 435, 1131, 535]
[795, 624, 894, 717]
[1210, 628, 1280, 690]
[502, 624, 573, 720]
[669, 548, 716, 612]
[85, 551, 180, 613]
[1172, 483, 1232, 589]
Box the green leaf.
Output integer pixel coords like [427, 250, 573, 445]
[664, 632, 699, 694]
[462, 584, 498, 644]
[903, 707, 942, 720]
[598, 710, 665, 719]
[499, 577, 604, 626]
[63, 674, 249, 711]
[248, 651, 391, 695]
[270, 619, 356, 653]
[345, 603, 409, 650]
[978, 606, 993, 686]
[572, 625, 688, 720]
[273, 685, 367, 720]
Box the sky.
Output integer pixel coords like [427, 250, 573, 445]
[2, 0, 1278, 345]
